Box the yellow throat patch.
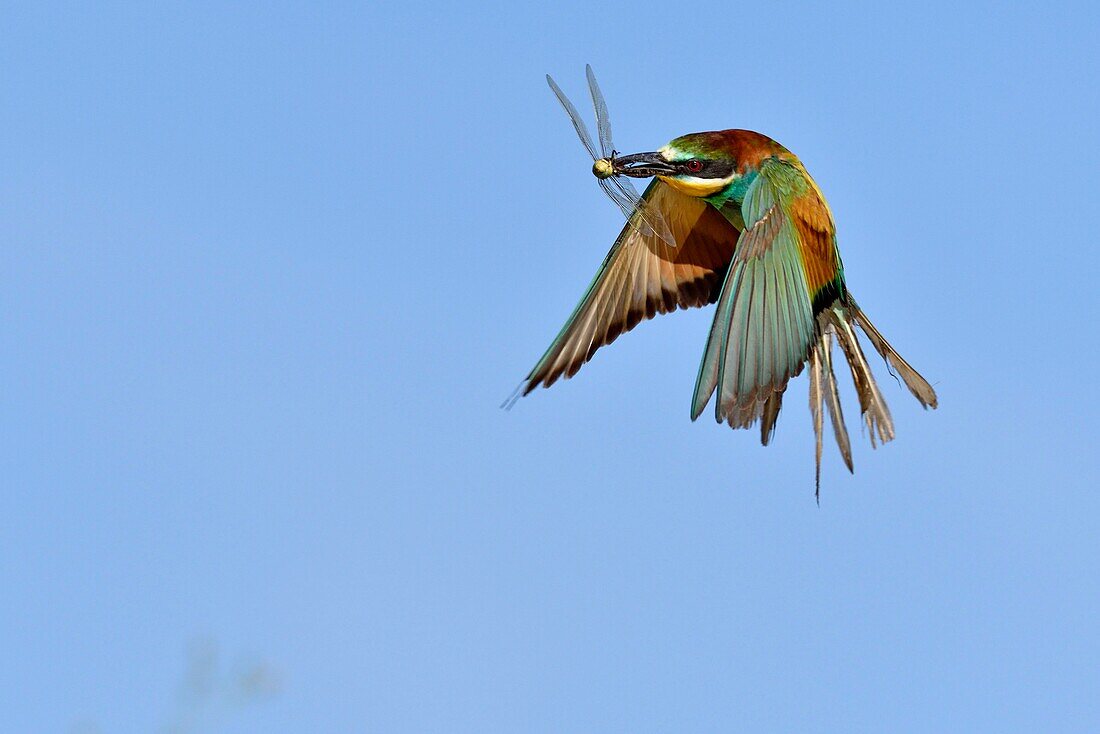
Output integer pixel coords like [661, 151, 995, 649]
[657, 174, 733, 198]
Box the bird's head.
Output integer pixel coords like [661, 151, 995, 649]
[614, 130, 785, 200]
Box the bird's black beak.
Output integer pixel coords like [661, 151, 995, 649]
[613, 151, 677, 178]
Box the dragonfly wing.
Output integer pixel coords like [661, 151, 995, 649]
[585, 64, 614, 157]
[605, 177, 677, 247]
[600, 178, 645, 226]
[546, 74, 598, 161]
[520, 180, 739, 395]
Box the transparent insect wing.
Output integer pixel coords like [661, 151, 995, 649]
[603, 177, 677, 247]
[585, 64, 614, 158]
[546, 74, 598, 161]
[547, 67, 676, 248]
[640, 203, 676, 247]
[599, 178, 645, 228]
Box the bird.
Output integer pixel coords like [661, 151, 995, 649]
[514, 128, 938, 496]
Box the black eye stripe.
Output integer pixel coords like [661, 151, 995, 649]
[678, 160, 735, 179]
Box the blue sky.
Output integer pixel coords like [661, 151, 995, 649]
[2, 2, 1098, 731]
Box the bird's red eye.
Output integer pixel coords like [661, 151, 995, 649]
[686, 159, 703, 173]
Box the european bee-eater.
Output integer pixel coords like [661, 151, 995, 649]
[517, 87, 937, 495]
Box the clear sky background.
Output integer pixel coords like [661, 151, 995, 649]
[2, 2, 1098, 732]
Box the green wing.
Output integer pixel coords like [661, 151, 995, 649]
[691, 159, 819, 430]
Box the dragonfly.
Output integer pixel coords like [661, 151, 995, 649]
[546, 66, 676, 246]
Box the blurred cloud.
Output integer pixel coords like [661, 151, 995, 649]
[72, 640, 280, 734]
[162, 640, 282, 734]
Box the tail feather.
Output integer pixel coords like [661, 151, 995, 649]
[817, 329, 854, 472]
[849, 299, 938, 409]
[807, 344, 825, 497]
[829, 306, 894, 448]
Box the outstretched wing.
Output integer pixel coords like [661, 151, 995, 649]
[521, 180, 739, 395]
[691, 157, 843, 429]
